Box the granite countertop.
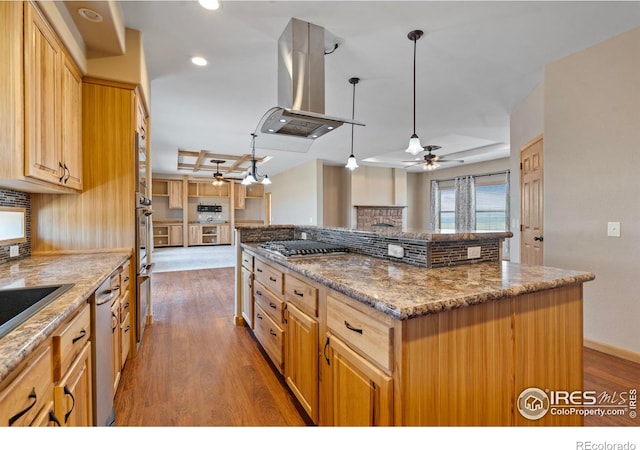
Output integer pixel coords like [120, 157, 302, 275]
[0, 252, 131, 383]
[242, 243, 595, 320]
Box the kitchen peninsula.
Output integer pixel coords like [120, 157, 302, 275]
[235, 225, 595, 426]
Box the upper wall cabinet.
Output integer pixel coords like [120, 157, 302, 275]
[0, 1, 82, 193]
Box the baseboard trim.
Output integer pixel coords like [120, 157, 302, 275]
[584, 339, 640, 364]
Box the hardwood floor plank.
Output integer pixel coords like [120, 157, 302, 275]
[115, 268, 638, 427]
[114, 268, 307, 426]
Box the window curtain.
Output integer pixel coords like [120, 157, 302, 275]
[430, 180, 440, 231]
[455, 176, 475, 231]
[503, 171, 511, 259]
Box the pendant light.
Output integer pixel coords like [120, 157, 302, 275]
[345, 77, 360, 171]
[405, 30, 424, 156]
[242, 133, 271, 185]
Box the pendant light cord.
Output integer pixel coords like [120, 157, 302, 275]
[412, 35, 417, 135]
[351, 80, 356, 154]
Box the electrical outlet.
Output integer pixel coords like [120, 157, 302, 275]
[467, 246, 481, 259]
[388, 244, 404, 258]
[607, 222, 621, 237]
[9, 245, 19, 257]
[301, 232, 307, 240]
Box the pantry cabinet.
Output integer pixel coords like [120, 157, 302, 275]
[168, 180, 183, 209]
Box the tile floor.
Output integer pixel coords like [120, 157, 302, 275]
[151, 245, 236, 273]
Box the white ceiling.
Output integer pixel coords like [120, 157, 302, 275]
[116, 1, 640, 177]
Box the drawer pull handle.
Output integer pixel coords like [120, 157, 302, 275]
[256, 268, 263, 273]
[293, 289, 304, 297]
[323, 337, 331, 366]
[269, 276, 277, 282]
[125, 325, 131, 333]
[256, 290, 263, 296]
[123, 277, 130, 283]
[112, 313, 118, 332]
[9, 388, 37, 426]
[257, 313, 263, 320]
[269, 329, 277, 337]
[123, 302, 129, 309]
[72, 328, 87, 344]
[63, 385, 76, 424]
[344, 321, 363, 334]
[49, 411, 61, 427]
[269, 302, 277, 309]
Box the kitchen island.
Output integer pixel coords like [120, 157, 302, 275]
[235, 225, 595, 426]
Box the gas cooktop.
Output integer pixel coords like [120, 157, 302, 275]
[259, 240, 349, 258]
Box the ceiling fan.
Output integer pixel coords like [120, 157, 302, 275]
[403, 145, 464, 171]
[210, 160, 237, 185]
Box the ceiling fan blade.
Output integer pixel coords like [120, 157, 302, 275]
[438, 159, 465, 163]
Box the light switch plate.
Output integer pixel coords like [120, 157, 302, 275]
[9, 245, 19, 257]
[467, 246, 481, 259]
[388, 244, 404, 258]
[300, 232, 307, 240]
[607, 222, 621, 237]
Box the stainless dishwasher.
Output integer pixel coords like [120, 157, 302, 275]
[91, 275, 118, 426]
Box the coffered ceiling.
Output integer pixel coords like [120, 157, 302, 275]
[78, 1, 640, 176]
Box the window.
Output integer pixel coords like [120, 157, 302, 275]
[475, 183, 507, 231]
[439, 188, 456, 231]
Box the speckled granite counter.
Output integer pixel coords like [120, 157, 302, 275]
[242, 243, 595, 320]
[0, 252, 131, 383]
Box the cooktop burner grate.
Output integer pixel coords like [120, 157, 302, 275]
[259, 240, 349, 258]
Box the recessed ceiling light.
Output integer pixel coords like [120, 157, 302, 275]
[327, 126, 334, 130]
[191, 56, 208, 66]
[268, 129, 275, 132]
[198, 0, 221, 10]
[77, 7, 103, 23]
[311, 135, 318, 138]
[279, 119, 287, 123]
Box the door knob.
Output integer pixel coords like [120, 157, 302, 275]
[534, 236, 544, 242]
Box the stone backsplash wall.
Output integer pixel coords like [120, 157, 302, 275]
[356, 206, 404, 229]
[430, 239, 501, 268]
[295, 226, 429, 267]
[237, 226, 295, 243]
[0, 188, 31, 264]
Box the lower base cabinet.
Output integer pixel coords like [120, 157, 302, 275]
[284, 302, 319, 423]
[325, 334, 393, 426]
[54, 342, 92, 426]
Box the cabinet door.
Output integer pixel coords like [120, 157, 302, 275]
[241, 267, 253, 328]
[327, 334, 393, 426]
[285, 302, 319, 423]
[60, 53, 82, 190]
[168, 180, 183, 209]
[189, 225, 201, 245]
[234, 182, 246, 209]
[169, 225, 183, 246]
[24, 2, 62, 185]
[54, 342, 92, 426]
[217, 225, 230, 244]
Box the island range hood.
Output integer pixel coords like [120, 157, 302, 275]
[254, 18, 364, 153]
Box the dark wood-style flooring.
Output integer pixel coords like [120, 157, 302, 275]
[114, 268, 640, 427]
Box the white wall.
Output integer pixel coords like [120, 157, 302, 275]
[543, 27, 640, 354]
[509, 83, 544, 263]
[268, 159, 323, 225]
[323, 165, 350, 228]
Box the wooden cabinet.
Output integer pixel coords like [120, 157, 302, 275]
[110, 296, 121, 396]
[187, 224, 230, 246]
[0, 345, 54, 426]
[241, 267, 253, 328]
[168, 180, 183, 209]
[153, 223, 183, 247]
[217, 224, 230, 244]
[254, 304, 284, 372]
[189, 225, 201, 246]
[325, 334, 393, 426]
[188, 181, 229, 198]
[234, 182, 246, 209]
[23, 2, 82, 190]
[284, 302, 319, 423]
[54, 342, 92, 427]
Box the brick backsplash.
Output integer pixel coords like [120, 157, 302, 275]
[0, 188, 31, 264]
[356, 206, 404, 230]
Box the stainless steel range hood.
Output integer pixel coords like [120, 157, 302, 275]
[255, 18, 364, 153]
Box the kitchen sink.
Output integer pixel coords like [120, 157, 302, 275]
[0, 284, 74, 340]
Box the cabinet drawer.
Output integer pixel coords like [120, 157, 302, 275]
[254, 280, 284, 325]
[241, 250, 254, 270]
[120, 291, 131, 324]
[254, 259, 283, 295]
[254, 304, 284, 373]
[119, 260, 131, 294]
[285, 274, 318, 318]
[0, 346, 53, 426]
[52, 303, 91, 381]
[327, 294, 393, 373]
